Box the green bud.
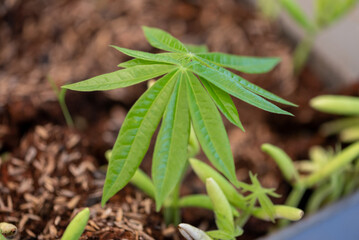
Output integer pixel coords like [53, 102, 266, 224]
[0, 222, 17, 239]
[62, 208, 90, 240]
[252, 205, 304, 221]
[262, 144, 299, 184]
[178, 223, 212, 240]
[310, 95, 359, 116]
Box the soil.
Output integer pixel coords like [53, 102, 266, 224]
[1, 0, 358, 239]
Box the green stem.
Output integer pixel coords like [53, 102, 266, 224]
[302, 141, 359, 188]
[236, 198, 256, 228]
[293, 35, 315, 75]
[306, 183, 332, 214]
[59, 88, 75, 128]
[48, 76, 74, 128]
[278, 185, 305, 228]
[164, 161, 190, 225]
[164, 181, 181, 225]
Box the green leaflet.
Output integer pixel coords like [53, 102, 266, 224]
[111, 45, 181, 65]
[143, 26, 188, 53]
[197, 52, 280, 74]
[62, 64, 176, 91]
[200, 77, 244, 131]
[102, 71, 179, 206]
[206, 178, 235, 235]
[188, 60, 293, 115]
[118, 53, 186, 68]
[184, 44, 209, 53]
[185, 72, 238, 186]
[152, 73, 190, 210]
[248, 173, 277, 221]
[118, 59, 171, 68]
[195, 56, 296, 107]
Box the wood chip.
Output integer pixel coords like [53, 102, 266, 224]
[26, 229, 37, 238]
[49, 224, 57, 237]
[25, 146, 37, 163]
[54, 216, 61, 226]
[19, 215, 29, 232]
[66, 195, 81, 209]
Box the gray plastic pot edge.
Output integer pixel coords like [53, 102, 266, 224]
[262, 190, 359, 240]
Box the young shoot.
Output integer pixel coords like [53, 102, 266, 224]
[62, 26, 295, 214]
[258, 0, 359, 74]
[0, 223, 17, 240]
[61, 208, 90, 240]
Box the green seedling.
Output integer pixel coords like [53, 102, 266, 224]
[180, 159, 302, 238]
[311, 95, 359, 142]
[63, 26, 295, 212]
[258, 0, 358, 74]
[61, 208, 90, 240]
[263, 141, 359, 227]
[48, 76, 74, 128]
[0, 223, 17, 240]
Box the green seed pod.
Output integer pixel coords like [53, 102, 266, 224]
[252, 205, 304, 221]
[206, 178, 234, 235]
[0, 222, 17, 239]
[61, 208, 90, 240]
[310, 95, 359, 116]
[261, 144, 299, 184]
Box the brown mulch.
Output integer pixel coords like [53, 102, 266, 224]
[0, 124, 176, 240]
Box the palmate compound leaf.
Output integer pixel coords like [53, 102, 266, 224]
[200, 76, 244, 131]
[185, 71, 238, 186]
[152, 72, 190, 210]
[62, 64, 177, 91]
[101, 70, 180, 206]
[187, 59, 294, 115]
[197, 52, 280, 74]
[142, 26, 189, 53]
